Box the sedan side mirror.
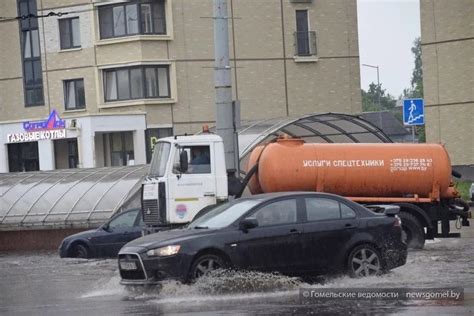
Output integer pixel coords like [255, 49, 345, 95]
[102, 223, 111, 232]
[239, 218, 258, 232]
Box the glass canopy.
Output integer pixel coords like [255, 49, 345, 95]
[0, 166, 148, 230]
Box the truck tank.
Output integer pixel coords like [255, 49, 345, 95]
[247, 138, 458, 201]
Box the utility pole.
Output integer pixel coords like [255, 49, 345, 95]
[362, 64, 383, 132]
[213, 0, 240, 176]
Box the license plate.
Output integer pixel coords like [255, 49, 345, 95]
[120, 261, 137, 270]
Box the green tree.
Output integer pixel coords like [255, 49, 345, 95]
[361, 82, 397, 112]
[402, 37, 425, 142]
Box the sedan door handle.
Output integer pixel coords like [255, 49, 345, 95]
[345, 223, 355, 228]
[204, 192, 215, 197]
[289, 229, 301, 234]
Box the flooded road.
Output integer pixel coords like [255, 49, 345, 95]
[1, 224, 473, 315]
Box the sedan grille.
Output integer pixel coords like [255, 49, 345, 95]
[119, 254, 146, 280]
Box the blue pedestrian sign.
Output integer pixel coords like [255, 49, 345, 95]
[403, 98, 424, 126]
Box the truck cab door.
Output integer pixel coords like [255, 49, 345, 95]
[167, 144, 217, 224]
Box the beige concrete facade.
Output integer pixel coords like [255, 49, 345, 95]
[420, 0, 474, 166]
[0, 0, 361, 171]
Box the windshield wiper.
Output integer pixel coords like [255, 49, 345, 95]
[193, 226, 209, 229]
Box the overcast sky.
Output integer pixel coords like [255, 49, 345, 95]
[357, 0, 421, 98]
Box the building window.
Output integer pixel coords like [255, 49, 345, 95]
[67, 140, 79, 168]
[107, 132, 134, 166]
[104, 65, 170, 102]
[294, 10, 317, 56]
[59, 17, 81, 49]
[18, 0, 44, 106]
[99, 0, 166, 39]
[64, 79, 85, 110]
[54, 139, 79, 169]
[145, 128, 173, 162]
[8, 142, 39, 172]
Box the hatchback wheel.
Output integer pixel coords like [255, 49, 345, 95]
[190, 254, 224, 280]
[72, 244, 89, 259]
[347, 244, 382, 277]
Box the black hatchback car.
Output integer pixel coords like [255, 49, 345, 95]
[59, 208, 143, 258]
[118, 193, 407, 285]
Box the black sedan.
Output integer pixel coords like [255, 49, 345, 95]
[59, 208, 143, 258]
[118, 193, 407, 285]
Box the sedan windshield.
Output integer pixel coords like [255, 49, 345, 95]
[189, 200, 261, 229]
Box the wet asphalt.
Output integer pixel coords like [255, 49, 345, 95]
[0, 223, 473, 316]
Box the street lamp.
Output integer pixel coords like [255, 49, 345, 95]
[362, 63, 383, 131]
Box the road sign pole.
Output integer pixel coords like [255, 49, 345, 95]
[412, 126, 415, 143]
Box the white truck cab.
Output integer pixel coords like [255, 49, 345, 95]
[142, 134, 228, 232]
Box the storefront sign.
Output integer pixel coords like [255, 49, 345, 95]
[7, 130, 66, 143]
[6, 110, 67, 143]
[23, 110, 66, 131]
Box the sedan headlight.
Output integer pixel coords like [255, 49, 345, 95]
[146, 245, 181, 257]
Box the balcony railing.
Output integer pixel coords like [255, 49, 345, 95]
[294, 31, 317, 57]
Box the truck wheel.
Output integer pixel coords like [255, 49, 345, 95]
[347, 244, 382, 277]
[190, 254, 225, 280]
[399, 213, 425, 249]
[72, 244, 89, 259]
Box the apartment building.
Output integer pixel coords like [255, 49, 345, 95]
[420, 0, 474, 167]
[0, 0, 361, 172]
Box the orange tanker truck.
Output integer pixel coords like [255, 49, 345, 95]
[142, 134, 470, 249]
[245, 137, 470, 248]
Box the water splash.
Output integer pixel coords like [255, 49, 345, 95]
[190, 269, 303, 295]
[81, 275, 126, 298]
[118, 269, 305, 302]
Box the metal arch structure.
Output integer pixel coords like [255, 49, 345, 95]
[0, 166, 148, 231]
[203, 112, 393, 175]
[237, 112, 392, 160]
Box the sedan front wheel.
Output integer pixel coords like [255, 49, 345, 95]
[347, 244, 382, 277]
[190, 254, 225, 280]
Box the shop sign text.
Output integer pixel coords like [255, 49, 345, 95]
[7, 129, 66, 143]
